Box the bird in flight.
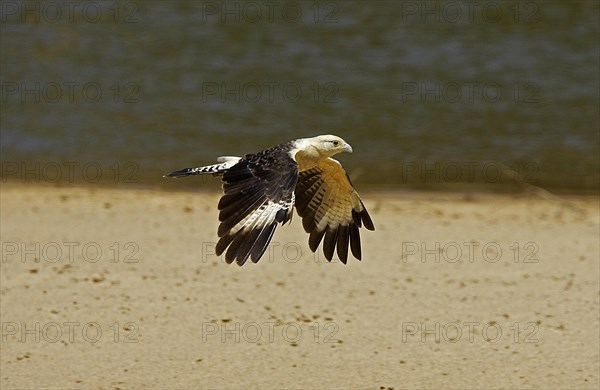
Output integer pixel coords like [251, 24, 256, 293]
[165, 135, 374, 265]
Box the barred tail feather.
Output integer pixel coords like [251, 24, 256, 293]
[164, 159, 240, 178]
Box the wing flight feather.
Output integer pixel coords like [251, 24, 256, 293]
[294, 158, 374, 264]
[215, 144, 298, 265]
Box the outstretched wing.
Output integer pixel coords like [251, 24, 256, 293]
[216, 144, 298, 265]
[294, 158, 374, 264]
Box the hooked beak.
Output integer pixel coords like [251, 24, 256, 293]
[342, 143, 353, 153]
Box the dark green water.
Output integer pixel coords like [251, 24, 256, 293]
[1, 1, 599, 193]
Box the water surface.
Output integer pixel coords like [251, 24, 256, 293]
[1, 1, 598, 193]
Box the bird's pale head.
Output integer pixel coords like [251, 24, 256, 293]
[309, 134, 353, 157]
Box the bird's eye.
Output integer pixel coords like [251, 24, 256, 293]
[332, 141, 339, 146]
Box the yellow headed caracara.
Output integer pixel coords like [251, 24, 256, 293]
[165, 135, 374, 265]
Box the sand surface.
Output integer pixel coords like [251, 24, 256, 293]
[1, 184, 598, 389]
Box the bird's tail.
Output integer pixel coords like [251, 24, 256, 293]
[164, 156, 241, 178]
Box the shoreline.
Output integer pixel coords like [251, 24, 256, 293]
[2, 180, 599, 199]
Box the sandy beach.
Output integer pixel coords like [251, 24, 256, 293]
[1, 184, 598, 389]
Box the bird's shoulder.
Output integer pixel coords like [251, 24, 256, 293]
[241, 141, 298, 171]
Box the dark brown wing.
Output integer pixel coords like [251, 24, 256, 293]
[294, 158, 374, 264]
[216, 144, 298, 265]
